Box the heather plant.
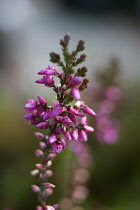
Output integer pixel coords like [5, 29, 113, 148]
[24, 35, 95, 210]
[87, 59, 121, 144]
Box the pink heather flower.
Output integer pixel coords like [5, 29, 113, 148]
[52, 204, 59, 210]
[84, 125, 94, 132]
[52, 106, 63, 118]
[79, 130, 88, 142]
[75, 100, 85, 107]
[105, 86, 121, 101]
[36, 206, 43, 210]
[24, 112, 34, 120]
[46, 206, 55, 210]
[71, 129, 79, 141]
[36, 107, 45, 118]
[35, 164, 45, 170]
[68, 113, 76, 123]
[35, 132, 44, 139]
[77, 110, 85, 117]
[48, 153, 57, 160]
[30, 169, 39, 176]
[38, 66, 56, 76]
[52, 143, 64, 153]
[31, 185, 40, 193]
[35, 77, 46, 84]
[37, 122, 49, 129]
[71, 87, 81, 100]
[64, 131, 72, 141]
[48, 135, 57, 144]
[83, 105, 96, 116]
[46, 160, 52, 167]
[54, 126, 63, 135]
[39, 142, 46, 149]
[35, 149, 43, 157]
[80, 116, 87, 125]
[43, 109, 52, 120]
[30, 118, 41, 125]
[53, 101, 59, 106]
[36, 76, 54, 86]
[45, 182, 55, 188]
[46, 170, 53, 177]
[62, 117, 73, 125]
[69, 106, 79, 116]
[25, 99, 37, 111]
[38, 96, 47, 105]
[69, 76, 81, 87]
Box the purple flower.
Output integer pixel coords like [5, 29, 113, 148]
[43, 109, 52, 120]
[48, 135, 57, 144]
[31, 185, 40, 193]
[71, 87, 81, 100]
[25, 99, 37, 111]
[36, 76, 54, 87]
[69, 76, 81, 87]
[78, 130, 87, 142]
[64, 131, 72, 141]
[38, 96, 47, 105]
[38, 66, 56, 76]
[105, 86, 121, 101]
[84, 125, 94, 132]
[68, 113, 76, 123]
[52, 106, 63, 118]
[35, 149, 43, 157]
[68, 106, 79, 116]
[54, 126, 63, 135]
[71, 129, 79, 141]
[24, 112, 34, 120]
[35, 132, 44, 139]
[83, 106, 96, 116]
[36, 122, 49, 129]
[62, 117, 73, 125]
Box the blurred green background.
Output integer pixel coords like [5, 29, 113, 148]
[0, 0, 140, 209]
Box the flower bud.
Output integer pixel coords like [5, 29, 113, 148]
[71, 88, 81, 100]
[46, 160, 52, 167]
[37, 122, 49, 129]
[36, 206, 43, 210]
[25, 99, 37, 111]
[35, 132, 44, 140]
[35, 149, 43, 157]
[31, 185, 40, 193]
[64, 131, 72, 141]
[46, 206, 55, 210]
[84, 125, 94, 132]
[45, 188, 53, 196]
[71, 129, 79, 141]
[39, 142, 46, 149]
[48, 135, 57, 144]
[79, 130, 87, 142]
[30, 169, 39, 176]
[38, 96, 47, 105]
[83, 106, 96, 116]
[45, 182, 55, 188]
[36, 164, 45, 170]
[46, 170, 53, 177]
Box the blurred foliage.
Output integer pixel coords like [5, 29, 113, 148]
[0, 60, 140, 210]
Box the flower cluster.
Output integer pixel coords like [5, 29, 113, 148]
[60, 141, 93, 210]
[24, 35, 95, 209]
[88, 59, 121, 144]
[96, 85, 121, 143]
[24, 94, 95, 153]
